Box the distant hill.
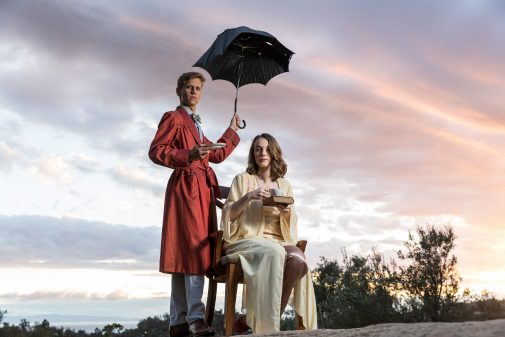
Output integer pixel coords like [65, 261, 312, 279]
[2, 314, 139, 332]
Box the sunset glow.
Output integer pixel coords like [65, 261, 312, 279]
[1, 0, 504, 325]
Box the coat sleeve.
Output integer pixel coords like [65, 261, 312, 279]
[208, 128, 240, 163]
[149, 112, 191, 168]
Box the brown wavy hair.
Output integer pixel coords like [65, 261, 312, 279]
[177, 72, 206, 89]
[246, 133, 287, 180]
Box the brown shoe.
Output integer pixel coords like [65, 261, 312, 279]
[169, 322, 189, 337]
[234, 314, 251, 334]
[189, 319, 215, 337]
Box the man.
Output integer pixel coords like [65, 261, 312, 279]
[149, 72, 241, 337]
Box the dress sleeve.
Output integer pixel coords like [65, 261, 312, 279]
[280, 178, 298, 243]
[221, 174, 244, 242]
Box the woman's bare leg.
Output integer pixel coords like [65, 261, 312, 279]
[280, 245, 308, 313]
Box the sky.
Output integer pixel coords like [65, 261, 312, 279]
[1, 0, 505, 328]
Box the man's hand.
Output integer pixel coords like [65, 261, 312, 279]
[229, 113, 242, 131]
[188, 144, 210, 162]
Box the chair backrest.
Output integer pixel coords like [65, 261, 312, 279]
[216, 186, 230, 209]
[219, 186, 230, 199]
[209, 186, 230, 275]
[209, 186, 229, 233]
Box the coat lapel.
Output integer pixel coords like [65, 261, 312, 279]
[177, 106, 203, 144]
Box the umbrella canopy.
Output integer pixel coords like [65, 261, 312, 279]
[194, 26, 294, 88]
[194, 26, 294, 128]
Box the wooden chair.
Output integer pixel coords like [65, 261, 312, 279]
[205, 186, 306, 336]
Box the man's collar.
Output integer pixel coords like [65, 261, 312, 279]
[181, 105, 196, 115]
[181, 105, 202, 124]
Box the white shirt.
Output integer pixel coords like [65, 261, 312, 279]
[181, 105, 203, 141]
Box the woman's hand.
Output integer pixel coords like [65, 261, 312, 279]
[247, 187, 270, 200]
[277, 204, 292, 220]
[230, 187, 269, 222]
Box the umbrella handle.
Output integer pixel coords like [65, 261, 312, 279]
[234, 91, 246, 129]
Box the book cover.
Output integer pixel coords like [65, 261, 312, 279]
[262, 195, 294, 206]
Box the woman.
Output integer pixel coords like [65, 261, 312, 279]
[221, 133, 317, 333]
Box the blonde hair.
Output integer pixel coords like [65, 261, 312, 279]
[177, 72, 206, 89]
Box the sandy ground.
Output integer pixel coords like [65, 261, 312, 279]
[248, 319, 505, 337]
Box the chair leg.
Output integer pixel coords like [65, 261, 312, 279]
[224, 264, 240, 336]
[205, 278, 217, 327]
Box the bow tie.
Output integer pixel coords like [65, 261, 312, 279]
[191, 113, 202, 124]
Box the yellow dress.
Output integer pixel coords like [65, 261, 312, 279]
[221, 172, 318, 333]
[262, 206, 284, 241]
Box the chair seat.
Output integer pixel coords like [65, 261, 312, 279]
[214, 253, 243, 284]
[220, 253, 241, 265]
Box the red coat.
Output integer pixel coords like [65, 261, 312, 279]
[149, 107, 240, 275]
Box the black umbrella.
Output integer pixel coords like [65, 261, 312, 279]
[194, 26, 294, 128]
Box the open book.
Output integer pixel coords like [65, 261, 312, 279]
[262, 195, 294, 206]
